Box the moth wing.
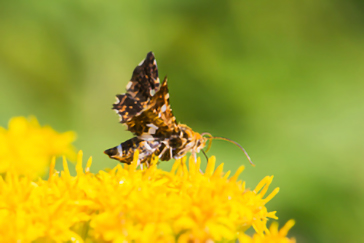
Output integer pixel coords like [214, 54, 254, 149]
[113, 52, 160, 123]
[145, 77, 178, 130]
[104, 137, 160, 164]
[112, 93, 143, 123]
[126, 52, 160, 108]
[125, 109, 174, 139]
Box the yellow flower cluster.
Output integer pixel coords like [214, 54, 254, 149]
[0, 150, 295, 242]
[0, 116, 76, 176]
[0, 116, 295, 242]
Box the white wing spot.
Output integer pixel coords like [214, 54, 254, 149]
[138, 59, 145, 66]
[165, 93, 169, 99]
[144, 142, 152, 151]
[146, 123, 158, 129]
[114, 97, 120, 104]
[140, 133, 154, 141]
[126, 81, 133, 90]
[146, 123, 158, 135]
[161, 104, 167, 113]
[149, 127, 156, 134]
[117, 144, 123, 155]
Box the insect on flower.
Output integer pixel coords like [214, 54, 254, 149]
[104, 52, 253, 166]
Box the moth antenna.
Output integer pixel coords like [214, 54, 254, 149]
[205, 136, 213, 153]
[201, 133, 254, 166]
[201, 150, 209, 162]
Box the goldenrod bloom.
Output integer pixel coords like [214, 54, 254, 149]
[0, 116, 76, 176]
[0, 151, 295, 242]
[0, 116, 295, 242]
[239, 220, 296, 243]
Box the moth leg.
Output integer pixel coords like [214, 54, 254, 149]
[169, 147, 173, 160]
[144, 156, 153, 168]
[190, 151, 204, 173]
[192, 152, 197, 162]
[159, 146, 169, 158]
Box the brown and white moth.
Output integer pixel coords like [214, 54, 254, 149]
[104, 52, 253, 166]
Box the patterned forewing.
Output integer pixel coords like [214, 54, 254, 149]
[125, 109, 173, 140]
[146, 78, 178, 130]
[113, 52, 160, 123]
[112, 94, 143, 123]
[126, 52, 160, 108]
[125, 77, 178, 139]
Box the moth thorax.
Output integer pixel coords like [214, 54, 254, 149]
[168, 136, 184, 148]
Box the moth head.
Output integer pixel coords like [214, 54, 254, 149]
[177, 125, 207, 156]
[193, 132, 207, 153]
[201, 133, 254, 166]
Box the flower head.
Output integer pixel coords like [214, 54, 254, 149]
[0, 116, 76, 176]
[239, 219, 296, 243]
[0, 116, 295, 242]
[89, 153, 284, 242]
[0, 150, 295, 242]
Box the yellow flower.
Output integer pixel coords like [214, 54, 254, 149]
[0, 116, 76, 176]
[238, 220, 296, 243]
[0, 116, 295, 242]
[89, 153, 284, 242]
[0, 150, 295, 242]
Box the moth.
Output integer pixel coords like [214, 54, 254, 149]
[104, 52, 253, 166]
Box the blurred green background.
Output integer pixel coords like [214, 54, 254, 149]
[1, 1, 364, 242]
